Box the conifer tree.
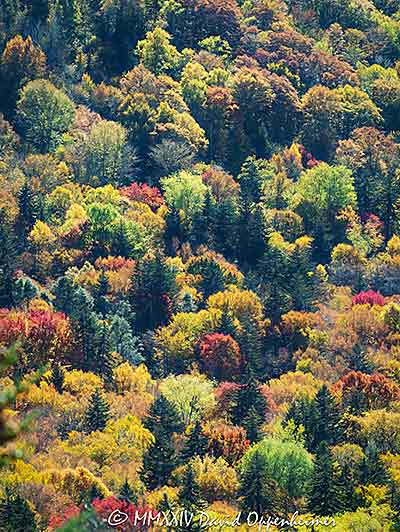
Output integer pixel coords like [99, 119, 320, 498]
[0, 490, 38, 532]
[144, 395, 183, 438]
[0, 216, 17, 308]
[238, 316, 264, 379]
[177, 464, 205, 531]
[232, 378, 267, 431]
[240, 449, 281, 516]
[309, 441, 346, 516]
[242, 406, 265, 443]
[119, 479, 138, 505]
[84, 389, 110, 433]
[130, 252, 176, 331]
[140, 429, 177, 490]
[16, 182, 39, 244]
[51, 363, 64, 394]
[181, 420, 208, 460]
[349, 344, 374, 374]
[94, 272, 110, 315]
[313, 384, 342, 449]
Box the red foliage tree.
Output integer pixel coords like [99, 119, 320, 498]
[0, 309, 73, 368]
[200, 333, 242, 380]
[352, 290, 386, 306]
[334, 371, 400, 412]
[121, 183, 164, 211]
[92, 497, 157, 530]
[48, 504, 80, 530]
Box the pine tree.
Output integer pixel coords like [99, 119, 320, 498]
[232, 378, 267, 431]
[177, 465, 205, 532]
[16, 182, 39, 245]
[51, 363, 64, 394]
[0, 222, 17, 308]
[84, 389, 110, 433]
[181, 420, 208, 461]
[213, 197, 238, 260]
[94, 272, 110, 315]
[309, 442, 346, 516]
[240, 449, 281, 516]
[165, 207, 182, 255]
[242, 406, 264, 443]
[348, 344, 374, 374]
[313, 385, 342, 449]
[130, 252, 176, 331]
[140, 429, 177, 490]
[144, 395, 183, 438]
[0, 490, 38, 532]
[119, 479, 138, 505]
[216, 305, 237, 338]
[238, 316, 264, 379]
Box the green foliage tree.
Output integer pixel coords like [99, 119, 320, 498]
[17, 79, 75, 153]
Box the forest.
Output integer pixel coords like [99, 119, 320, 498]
[2, 0, 400, 530]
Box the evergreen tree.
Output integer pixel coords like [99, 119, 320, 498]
[181, 420, 208, 460]
[84, 389, 110, 433]
[0, 215, 17, 308]
[164, 206, 182, 255]
[213, 197, 238, 260]
[119, 479, 138, 505]
[240, 449, 281, 516]
[0, 490, 38, 532]
[238, 316, 264, 379]
[94, 272, 110, 315]
[130, 252, 176, 331]
[309, 442, 346, 516]
[348, 344, 374, 374]
[313, 385, 342, 449]
[216, 305, 237, 338]
[140, 429, 177, 490]
[177, 465, 205, 531]
[51, 363, 64, 394]
[144, 395, 183, 438]
[16, 182, 39, 245]
[242, 406, 264, 443]
[232, 378, 267, 431]
[191, 191, 214, 249]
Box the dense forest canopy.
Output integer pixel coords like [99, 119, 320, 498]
[2, 0, 400, 530]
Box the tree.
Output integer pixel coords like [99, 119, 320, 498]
[199, 333, 242, 381]
[119, 479, 138, 505]
[81, 120, 132, 186]
[140, 429, 177, 490]
[136, 28, 181, 75]
[0, 35, 46, 116]
[181, 420, 208, 461]
[291, 163, 357, 258]
[239, 449, 282, 516]
[17, 80, 75, 153]
[84, 389, 110, 433]
[240, 437, 314, 499]
[51, 363, 65, 393]
[232, 378, 267, 431]
[301, 85, 341, 160]
[143, 395, 183, 438]
[309, 441, 346, 516]
[313, 385, 343, 449]
[130, 252, 176, 332]
[0, 490, 38, 532]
